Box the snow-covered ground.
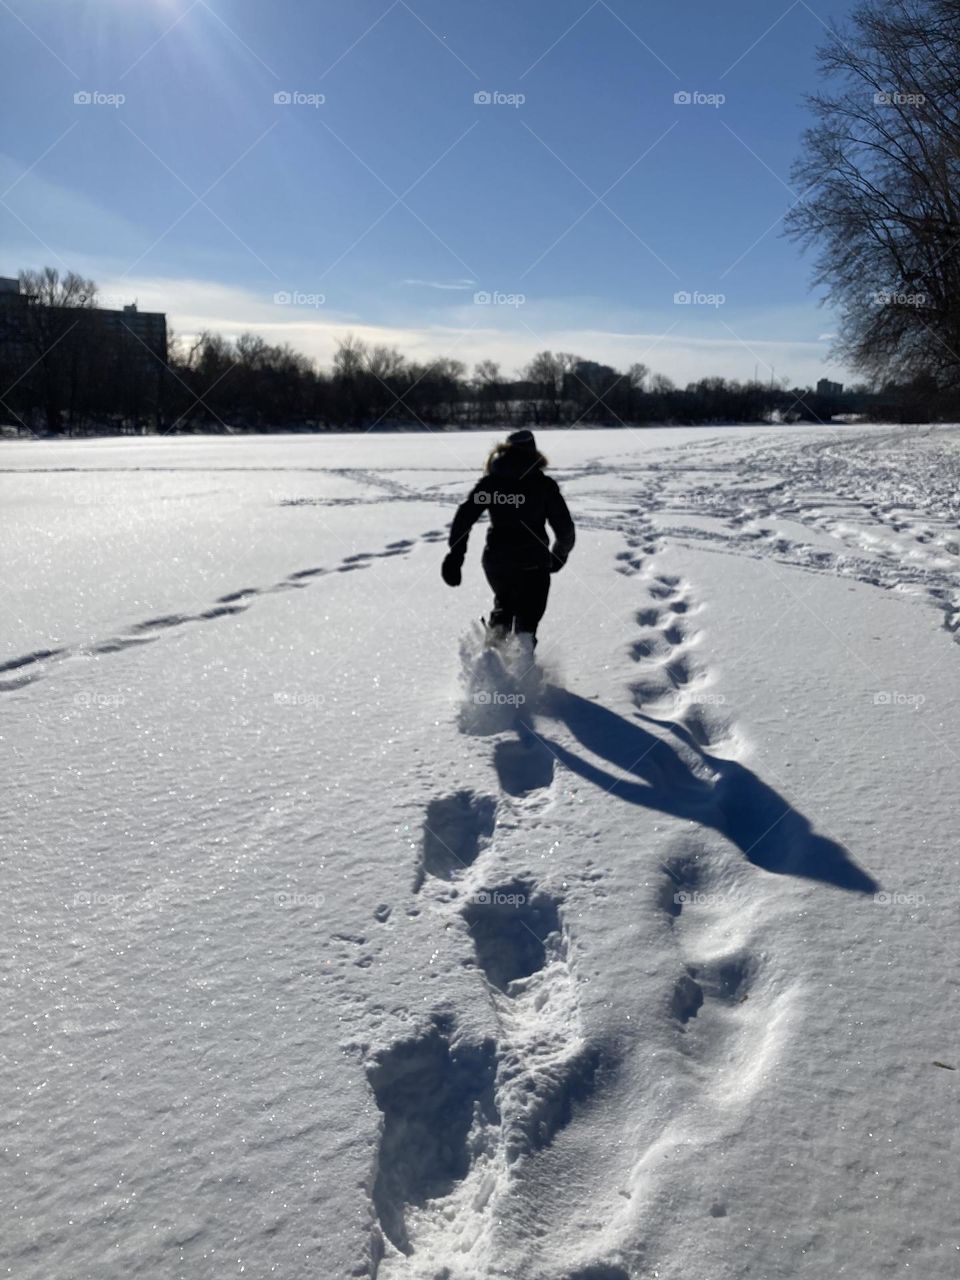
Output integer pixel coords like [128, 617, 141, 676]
[2, 424, 959, 1280]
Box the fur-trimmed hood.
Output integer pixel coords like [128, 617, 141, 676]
[485, 443, 548, 476]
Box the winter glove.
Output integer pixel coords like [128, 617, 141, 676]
[441, 552, 463, 587]
[548, 550, 567, 574]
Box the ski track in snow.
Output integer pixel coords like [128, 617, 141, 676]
[0, 528, 448, 693]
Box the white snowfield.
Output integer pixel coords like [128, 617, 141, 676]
[2, 424, 959, 1280]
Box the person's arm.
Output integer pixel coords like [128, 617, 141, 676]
[442, 480, 487, 585]
[546, 480, 575, 571]
[449, 481, 486, 555]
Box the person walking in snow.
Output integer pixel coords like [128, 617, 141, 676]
[441, 429, 575, 644]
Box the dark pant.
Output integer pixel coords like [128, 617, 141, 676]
[483, 558, 551, 638]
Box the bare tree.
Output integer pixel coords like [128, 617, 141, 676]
[524, 351, 583, 420]
[473, 359, 503, 424]
[17, 267, 99, 431]
[787, 0, 960, 384]
[333, 335, 367, 378]
[628, 362, 649, 391]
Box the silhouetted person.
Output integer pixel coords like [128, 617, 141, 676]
[441, 430, 575, 643]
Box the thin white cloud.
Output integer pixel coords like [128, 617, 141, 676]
[90, 273, 850, 387]
[401, 277, 477, 290]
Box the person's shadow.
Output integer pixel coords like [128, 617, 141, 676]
[531, 686, 878, 894]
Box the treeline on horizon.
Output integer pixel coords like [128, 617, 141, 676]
[8, 0, 960, 436]
[0, 272, 951, 437]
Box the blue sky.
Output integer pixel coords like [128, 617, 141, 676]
[1, 0, 856, 386]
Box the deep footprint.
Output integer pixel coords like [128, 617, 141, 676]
[657, 846, 708, 918]
[462, 881, 562, 992]
[630, 675, 674, 706]
[415, 791, 497, 890]
[671, 970, 705, 1024]
[493, 736, 555, 796]
[636, 607, 662, 627]
[680, 704, 733, 752]
[649, 576, 681, 599]
[366, 1017, 498, 1255]
[687, 951, 755, 1005]
[663, 655, 697, 688]
[630, 634, 673, 662]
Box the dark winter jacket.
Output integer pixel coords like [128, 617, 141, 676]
[448, 448, 576, 571]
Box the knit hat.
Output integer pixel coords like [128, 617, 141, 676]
[506, 429, 537, 450]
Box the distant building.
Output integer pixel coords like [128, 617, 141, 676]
[100, 302, 168, 362]
[817, 378, 844, 397]
[0, 276, 167, 365]
[0, 276, 33, 365]
[1, 275, 168, 430]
